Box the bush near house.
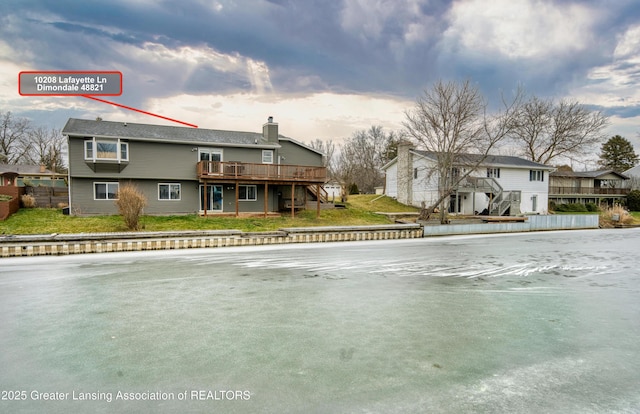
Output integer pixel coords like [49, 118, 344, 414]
[627, 190, 640, 211]
[20, 194, 36, 208]
[552, 203, 589, 213]
[115, 183, 147, 230]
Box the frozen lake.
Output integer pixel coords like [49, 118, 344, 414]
[1, 229, 640, 413]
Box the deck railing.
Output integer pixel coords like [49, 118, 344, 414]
[197, 161, 326, 183]
[549, 186, 629, 195]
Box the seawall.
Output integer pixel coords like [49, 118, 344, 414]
[0, 224, 423, 258]
[0, 215, 601, 258]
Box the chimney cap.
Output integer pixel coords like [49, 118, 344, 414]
[267, 116, 273, 123]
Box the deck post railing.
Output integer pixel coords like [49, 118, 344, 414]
[197, 161, 326, 182]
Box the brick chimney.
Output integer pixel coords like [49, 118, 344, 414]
[39, 164, 46, 173]
[396, 140, 413, 206]
[262, 116, 278, 144]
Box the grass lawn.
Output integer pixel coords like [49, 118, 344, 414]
[0, 195, 419, 235]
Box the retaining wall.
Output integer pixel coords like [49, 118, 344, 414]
[0, 224, 423, 258]
[0, 216, 601, 258]
[422, 214, 599, 237]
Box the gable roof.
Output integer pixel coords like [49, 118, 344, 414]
[383, 150, 553, 171]
[550, 170, 629, 180]
[624, 165, 640, 177]
[62, 118, 277, 148]
[0, 163, 56, 176]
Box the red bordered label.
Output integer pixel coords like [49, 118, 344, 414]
[19, 71, 123, 96]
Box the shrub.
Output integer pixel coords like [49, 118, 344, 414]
[554, 203, 587, 212]
[20, 194, 36, 208]
[115, 183, 147, 230]
[627, 190, 640, 211]
[585, 202, 600, 212]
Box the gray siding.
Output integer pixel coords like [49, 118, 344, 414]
[68, 137, 274, 180]
[278, 140, 323, 166]
[67, 132, 322, 215]
[70, 178, 199, 215]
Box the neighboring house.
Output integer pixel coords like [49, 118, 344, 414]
[623, 165, 640, 189]
[383, 142, 554, 215]
[0, 163, 65, 187]
[63, 117, 327, 216]
[549, 170, 630, 206]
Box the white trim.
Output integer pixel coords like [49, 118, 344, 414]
[238, 185, 257, 201]
[84, 138, 128, 162]
[262, 150, 274, 164]
[93, 182, 119, 200]
[158, 183, 181, 201]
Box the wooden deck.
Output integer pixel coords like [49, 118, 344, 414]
[197, 161, 326, 183]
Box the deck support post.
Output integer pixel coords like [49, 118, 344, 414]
[203, 181, 207, 217]
[264, 182, 268, 218]
[235, 181, 239, 217]
[316, 184, 321, 218]
[291, 183, 295, 218]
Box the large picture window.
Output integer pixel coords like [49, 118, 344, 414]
[94, 182, 119, 200]
[85, 138, 129, 162]
[158, 183, 181, 200]
[239, 185, 257, 201]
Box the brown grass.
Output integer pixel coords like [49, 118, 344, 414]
[599, 205, 634, 227]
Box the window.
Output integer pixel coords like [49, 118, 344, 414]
[158, 183, 181, 200]
[239, 185, 257, 201]
[262, 150, 274, 164]
[85, 138, 129, 162]
[94, 182, 119, 200]
[529, 170, 544, 181]
[414, 168, 418, 179]
[487, 168, 500, 178]
[451, 167, 460, 178]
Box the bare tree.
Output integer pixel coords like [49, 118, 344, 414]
[0, 111, 32, 164]
[403, 80, 520, 223]
[27, 127, 67, 173]
[336, 125, 397, 194]
[308, 138, 337, 180]
[509, 96, 609, 164]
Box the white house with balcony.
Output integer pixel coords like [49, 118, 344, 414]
[383, 142, 555, 215]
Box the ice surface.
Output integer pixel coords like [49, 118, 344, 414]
[1, 229, 639, 413]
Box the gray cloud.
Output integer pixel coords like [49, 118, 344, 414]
[0, 0, 638, 141]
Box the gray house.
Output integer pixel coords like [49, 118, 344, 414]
[63, 117, 326, 216]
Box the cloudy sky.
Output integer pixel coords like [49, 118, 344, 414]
[1, 0, 639, 157]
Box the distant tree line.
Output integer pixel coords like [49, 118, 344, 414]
[0, 110, 67, 173]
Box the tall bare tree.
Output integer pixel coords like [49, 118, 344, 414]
[26, 127, 67, 173]
[509, 96, 609, 164]
[403, 80, 521, 223]
[0, 111, 32, 164]
[308, 138, 337, 180]
[337, 125, 398, 194]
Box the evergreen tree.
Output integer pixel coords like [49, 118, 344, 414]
[598, 135, 639, 171]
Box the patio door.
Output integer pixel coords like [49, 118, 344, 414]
[199, 185, 223, 213]
[199, 149, 223, 174]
